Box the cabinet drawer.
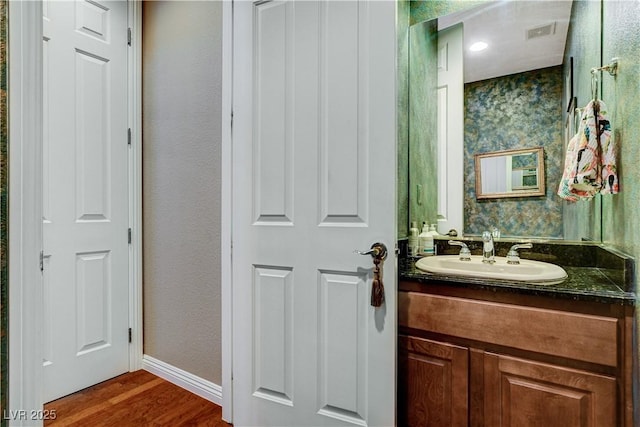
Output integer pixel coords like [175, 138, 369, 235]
[399, 291, 618, 367]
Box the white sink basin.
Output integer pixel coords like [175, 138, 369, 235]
[415, 255, 568, 285]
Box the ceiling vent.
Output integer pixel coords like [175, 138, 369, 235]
[526, 22, 556, 40]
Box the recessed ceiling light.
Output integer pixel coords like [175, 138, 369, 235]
[469, 41, 488, 52]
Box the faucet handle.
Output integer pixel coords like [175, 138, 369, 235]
[448, 240, 471, 261]
[506, 243, 533, 265]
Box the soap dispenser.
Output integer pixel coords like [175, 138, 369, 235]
[419, 222, 434, 256]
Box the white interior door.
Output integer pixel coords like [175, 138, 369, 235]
[437, 23, 464, 235]
[232, 1, 396, 426]
[42, 0, 130, 402]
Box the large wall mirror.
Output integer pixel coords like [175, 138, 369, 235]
[407, 0, 603, 241]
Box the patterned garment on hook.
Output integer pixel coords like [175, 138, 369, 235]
[557, 99, 618, 201]
[598, 105, 619, 195]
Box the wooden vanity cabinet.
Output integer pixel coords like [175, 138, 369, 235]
[398, 284, 634, 427]
[398, 336, 468, 427]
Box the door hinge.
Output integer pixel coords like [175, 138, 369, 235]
[127, 28, 132, 46]
[127, 128, 131, 146]
[39, 250, 44, 273]
[128, 228, 132, 244]
[128, 328, 132, 343]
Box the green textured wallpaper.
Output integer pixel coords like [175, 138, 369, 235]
[400, 1, 490, 240]
[408, 19, 439, 230]
[463, 66, 565, 238]
[398, 0, 410, 238]
[398, 0, 490, 238]
[600, 5, 640, 394]
[600, 2, 640, 290]
[562, 0, 602, 241]
[404, 0, 612, 241]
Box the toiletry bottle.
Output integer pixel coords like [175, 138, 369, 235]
[419, 222, 434, 256]
[408, 221, 419, 257]
[427, 224, 439, 254]
[418, 223, 427, 256]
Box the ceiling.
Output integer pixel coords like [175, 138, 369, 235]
[438, 1, 573, 83]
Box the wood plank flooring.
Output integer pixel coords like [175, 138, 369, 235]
[44, 370, 232, 426]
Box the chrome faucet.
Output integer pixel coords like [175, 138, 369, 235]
[506, 243, 533, 265]
[481, 231, 495, 264]
[448, 240, 471, 261]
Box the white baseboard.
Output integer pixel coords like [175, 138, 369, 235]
[142, 355, 223, 406]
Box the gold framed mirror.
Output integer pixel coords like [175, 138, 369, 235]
[474, 147, 545, 199]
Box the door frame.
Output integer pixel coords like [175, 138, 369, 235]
[220, 0, 234, 423]
[8, 0, 143, 420]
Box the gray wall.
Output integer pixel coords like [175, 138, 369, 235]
[142, 1, 223, 384]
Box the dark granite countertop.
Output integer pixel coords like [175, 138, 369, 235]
[399, 257, 636, 306]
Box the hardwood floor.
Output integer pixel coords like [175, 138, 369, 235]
[44, 370, 232, 426]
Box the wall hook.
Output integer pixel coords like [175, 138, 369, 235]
[591, 57, 619, 76]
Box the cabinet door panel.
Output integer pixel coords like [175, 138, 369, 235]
[484, 353, 616, 427]
[398, 335, 468, 427]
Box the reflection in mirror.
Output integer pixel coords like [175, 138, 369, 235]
[407, 0, 603, 241]
[475, 148, 545, 199]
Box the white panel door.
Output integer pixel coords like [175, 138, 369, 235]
[437, 24, 464, 235]
[232, 1, 396, 426]
[42, 0, 129, 402]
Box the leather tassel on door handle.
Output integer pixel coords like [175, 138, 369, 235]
[371, 258, 385, 307]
